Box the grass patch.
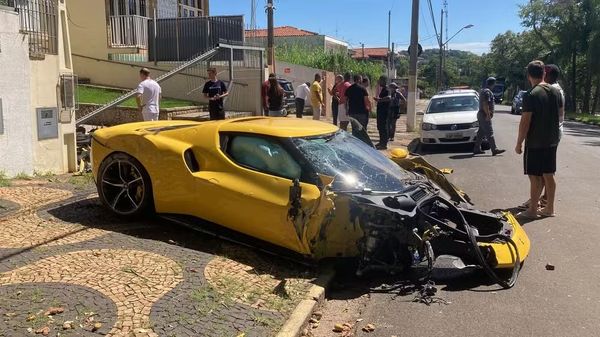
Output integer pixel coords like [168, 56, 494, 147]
[0, 171, 10, 187]
[33, 170, 55, 178]
[68, 172, 95, 189]
[566, 112, 600, 125]
[78, 85, 199, 109]
[14, 172, 33, 180]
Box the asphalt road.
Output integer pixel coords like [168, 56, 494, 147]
[313, 105, 600, 337]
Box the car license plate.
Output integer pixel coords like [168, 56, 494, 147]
[446, 132, 463, 139]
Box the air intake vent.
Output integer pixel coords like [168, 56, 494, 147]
[411, 187, 427, 202]
[184, 149, 200, 172]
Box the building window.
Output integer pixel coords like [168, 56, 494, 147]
[15, 0, 59, 56]
[109, 0, 146, 17]
[179, 0, 202, 17]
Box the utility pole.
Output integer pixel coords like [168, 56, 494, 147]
[407, 0, 419, 132]
[387, 10, 391, 80]
[438, 8, 443, 91]
[361, 43, 365, 59]
[266, 0, 275, 72]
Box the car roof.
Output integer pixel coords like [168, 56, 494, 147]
[219, 117, 338, 138]
[430, 92, 479, 99]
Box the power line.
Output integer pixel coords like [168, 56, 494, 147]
[426, 0, 440, 45]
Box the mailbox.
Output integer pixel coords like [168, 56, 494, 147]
[37, 107, 59, 140]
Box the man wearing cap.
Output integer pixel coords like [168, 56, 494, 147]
[135, 68, 162, 121]
[474, 77, 506, 156]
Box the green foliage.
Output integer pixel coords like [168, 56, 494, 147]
[14, 172, 32, 180]
[275, 45, 384, 83]
[0, 171, 10, 187]
[566, 112, 600, 125]
[78, 85, 199, 108]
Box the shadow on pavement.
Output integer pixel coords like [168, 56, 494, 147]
[45, 197, 316, 279]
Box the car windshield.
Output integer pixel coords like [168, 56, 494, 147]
[427, 95, 479, 114]
[292, 132, 411, 192]
[279, 81, 293, 92]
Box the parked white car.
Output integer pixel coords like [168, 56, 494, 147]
[421, 92, 480, 146]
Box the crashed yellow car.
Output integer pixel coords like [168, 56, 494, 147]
[91, 117, 529, 288]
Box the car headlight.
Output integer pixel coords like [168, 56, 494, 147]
[471, 121, 479, 128]
[422, 123, 436, 131]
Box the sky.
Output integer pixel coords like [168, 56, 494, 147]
[210, 0, 529, 55]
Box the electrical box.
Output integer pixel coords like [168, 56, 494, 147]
[37, 107, 59, 140]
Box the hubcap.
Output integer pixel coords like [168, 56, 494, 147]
[100, 160, 145, 215]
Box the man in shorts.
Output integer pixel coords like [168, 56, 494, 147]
[515, 60, 563, 218]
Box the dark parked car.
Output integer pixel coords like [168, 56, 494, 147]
[277, 79, 295, 114]
[511, 90, 527, 114]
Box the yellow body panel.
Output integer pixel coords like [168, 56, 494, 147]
[482, 212, 531, 268]
[92, 121, 530, 268]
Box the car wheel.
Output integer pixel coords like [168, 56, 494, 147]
[511, 107, 515, 114]
[97, 152, 153, 217]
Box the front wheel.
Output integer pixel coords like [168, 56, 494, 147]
[97, 152, 153, 217]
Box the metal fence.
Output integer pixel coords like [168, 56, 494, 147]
[109, 15, 149, 48]
[4, 0, 58, 55]
[148, 15, 244, 62]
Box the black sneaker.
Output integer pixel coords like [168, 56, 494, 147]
[376, 144, 388, 150]
[492, 149, 506, 156]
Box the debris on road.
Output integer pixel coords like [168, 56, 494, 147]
[546, 264, 555, 271]
[35, 326, 50, 335]
[92, 322, 102, 331]
[361, 323, 376, 332]
[44, 307, 64, 316]
[62, 321, 73, 330]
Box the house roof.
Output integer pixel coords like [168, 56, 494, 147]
[351, 47, 390, 59]
[245, 26, 318, 38]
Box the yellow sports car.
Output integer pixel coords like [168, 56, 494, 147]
[91, 117, 529, 288]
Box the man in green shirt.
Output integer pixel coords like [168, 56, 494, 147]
[515, 60, 563, 218]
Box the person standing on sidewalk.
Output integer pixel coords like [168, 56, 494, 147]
[337, 73, 352, 131]
[345, 74, 371, 128]
[135, 68, 162, 121]
[266, 74, 285, 117]
[294, 82, 310, 118]
[474, 77, 505, 156]
[202, 67, 229, 120]
[373, 76, 391, 150]
[310, 73, 325, 120]
[328, 75, 343, 125]
[515, 60, 563, 218]
[388, 82, 406, 141]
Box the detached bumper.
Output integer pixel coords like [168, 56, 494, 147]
[481, 212, 531, 268]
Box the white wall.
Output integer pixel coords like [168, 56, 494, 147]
[0, 9, 34, 176]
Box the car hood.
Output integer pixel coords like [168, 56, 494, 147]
[423, 111, 478, 125]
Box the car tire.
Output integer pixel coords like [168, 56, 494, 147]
[97, 152, 154, 217]
[511, 107, 515, 114]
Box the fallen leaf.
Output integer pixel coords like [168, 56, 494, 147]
[26, 314, 36, 321]
[44, 307, 64, 316]
[92, 322, 102, 331]
[35, 326, 50, 335]
[236, 333, 246, 337]
[333, 323, 345, 332]
[4, 313, 16, 317]
[313, 311, 323, 319]
[309, 317, 319, 324]
[62, 321, 73, 330]
[312, 322, 320, 329]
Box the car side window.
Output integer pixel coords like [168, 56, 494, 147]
[228, 135, 301, 180]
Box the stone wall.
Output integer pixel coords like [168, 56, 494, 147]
[75, 104, 206, 126]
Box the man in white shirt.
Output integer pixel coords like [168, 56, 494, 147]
[136, 68, 162, 121]
[294, 82, 311, 118]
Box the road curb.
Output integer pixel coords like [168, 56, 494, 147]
[275, 266, 335, 337]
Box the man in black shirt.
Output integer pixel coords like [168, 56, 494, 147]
[373, 76, 390, 149]
[345, 74, 371, 128]
[516, 60, 563, 218]
[202, 68, 229, 120]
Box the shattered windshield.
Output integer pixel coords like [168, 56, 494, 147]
[292, 132, 411, 192]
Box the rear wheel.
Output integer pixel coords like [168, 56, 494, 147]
[97, 153, 153, 217]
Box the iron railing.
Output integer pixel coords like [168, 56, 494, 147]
[148, 15, 244, 62]
[108, 15, 149, 49]
[10, 0, 59, 56]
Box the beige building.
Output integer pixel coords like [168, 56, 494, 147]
[0, 0, 77, 176]
[68, 0, 210, 62]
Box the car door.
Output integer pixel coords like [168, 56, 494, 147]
[192, 133, 322, 255]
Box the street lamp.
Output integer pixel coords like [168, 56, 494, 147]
[438, 24, 474, 90]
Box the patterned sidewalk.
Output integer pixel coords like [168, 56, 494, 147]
[0, 179, 317, 337]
